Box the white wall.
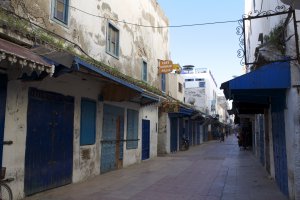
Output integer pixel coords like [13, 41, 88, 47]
[2, 71, 160, 199]
[166, 73, 184, 102]
[181, 68, 218, 115]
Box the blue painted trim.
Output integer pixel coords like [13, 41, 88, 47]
[74, 57, 142, 92]
[168, 106, 194, 117]
[74, 57, 159, 104]
[221, 62, 291, 100]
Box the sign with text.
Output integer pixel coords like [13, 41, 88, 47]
[159, 60, 173, 74]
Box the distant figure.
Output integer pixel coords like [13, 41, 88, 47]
[220, 132, 225, 142]
[237, 135, 242, 150]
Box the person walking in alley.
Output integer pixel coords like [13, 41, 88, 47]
[220, 132, 225, 142]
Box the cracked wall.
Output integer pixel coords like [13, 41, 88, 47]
[10, 0, 170, 89]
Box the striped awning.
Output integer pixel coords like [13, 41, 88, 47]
[0, 38, 54, 76]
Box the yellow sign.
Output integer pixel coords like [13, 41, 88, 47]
[172, 64, 181, 73]
[159, 60, 173, 74]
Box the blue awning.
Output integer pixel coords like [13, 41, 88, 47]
[168, 106, 195, 118]
[72, 56, 160, 105]
[221, 62, 290, 99]
[220, 62, 291, 115]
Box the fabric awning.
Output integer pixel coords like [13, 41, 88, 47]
[0, 38, 54, 76]
[220, 62, 290, 115]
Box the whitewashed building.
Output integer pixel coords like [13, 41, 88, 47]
[221, 1, 300, 199]
[0, 0, 172, 199]
[181, 65, 218, 115]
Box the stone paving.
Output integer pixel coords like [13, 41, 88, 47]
[23, 135, 288, 200]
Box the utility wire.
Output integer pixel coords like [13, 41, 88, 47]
[67, 3, 240, 28]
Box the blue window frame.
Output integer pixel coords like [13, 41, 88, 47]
[126, 109, 139, 149]
[107, 23, 120, 58]
[80, 98, 96, 146]
[199, 81, 205, 87]
[142, 61, 147, 82]
[52, 0, 69, 25]
[161, 73, 166, 92]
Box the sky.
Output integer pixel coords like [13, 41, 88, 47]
[156, 1, 245, 88]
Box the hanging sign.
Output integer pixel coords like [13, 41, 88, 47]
[158, 60, 173, 74]
[172, 64, 181, 73]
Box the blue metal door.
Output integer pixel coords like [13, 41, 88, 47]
[142, 119, 150, 160]
[259, 116, 265, 165]
[179, 118, 184, 149]
[271, 99, 288, 197]
[101, 104, 124, 173]
[189, 120, 193, 146]
[0, 74, 7, 169]
[170, 118, 178, 152]
[25, 88, 74, 196]
[196, 122, 201, 145]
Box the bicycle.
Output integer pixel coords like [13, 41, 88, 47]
[0, 141, 14, 200]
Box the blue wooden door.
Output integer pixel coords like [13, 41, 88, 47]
[25, 88, 74, 196]
[189, 120, 193, 146]
[259, 116, 265, 165]
[179, 118, 184, 149]
[142, 119, 150, 160]
[170, 118, 178, 152]
[0, 74, 7, 169]
[101, 104, 124, 173]
[196, 122, 201, 145]
[271, 100, 288, 197]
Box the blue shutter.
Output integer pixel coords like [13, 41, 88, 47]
[126, 109, 138, 149]
[53, 0, 68, 24]
[142, 61, 147, 82]
[161, 73, 166, 92]
[80, 99, 96, 145]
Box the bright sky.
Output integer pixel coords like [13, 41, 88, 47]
[156, 1, 245, 88]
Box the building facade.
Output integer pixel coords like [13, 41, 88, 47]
[0, 0, 175, 199]
[181, 65, 218, 116]
[221, 1, 300, 199]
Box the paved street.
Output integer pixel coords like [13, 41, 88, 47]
[24, 135, 288, 200]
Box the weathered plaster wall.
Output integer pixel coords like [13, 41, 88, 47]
[2, 72, 104, 198]
[185, 88, 206, 112]
[157, 112, 169, 155]
[166, 73, 184, 102]
[285, 88, 298, 199]
[12, 0, 169, 89]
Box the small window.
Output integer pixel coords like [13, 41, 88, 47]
[52, 0, 69, 25]
[185, 79, 194, 82]
[178, 83, 183, 93]
[161, 73, 166, 92]
[142, 60, 147, 82]
[80, 99, 96, 146]
[127, 109, 139, 149]
[107, 23, 120, 57]
[199, 81, 205, 87]
[195, 78, 204, 81]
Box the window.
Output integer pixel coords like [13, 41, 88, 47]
[161, 73, 166, 92]
[142, 60, 147, 82]
[199, 81, 205, 87]
[107, 23, 120, 57]
[178, 82, 183, 93]
[52, 0, 69, 25]
[80, 99, 96, 146]
[185, 79, 194, 82]
[126, 109, 139, 149]
[195, 78, 204, 81]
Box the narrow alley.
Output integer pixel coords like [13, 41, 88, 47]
[23, 135, 287, 200]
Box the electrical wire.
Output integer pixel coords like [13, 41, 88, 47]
[67, 3, 240, 28]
